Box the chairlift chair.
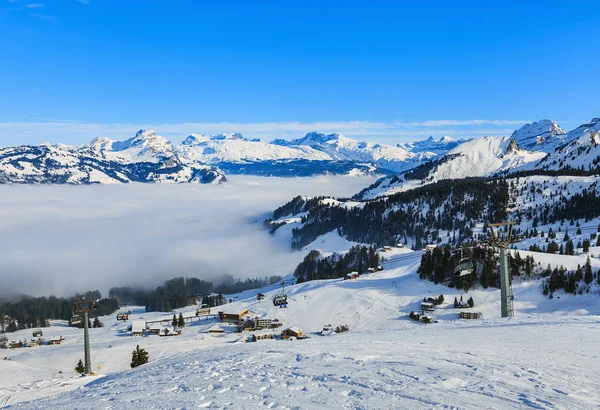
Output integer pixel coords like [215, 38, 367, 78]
[454, 258, 475, 277]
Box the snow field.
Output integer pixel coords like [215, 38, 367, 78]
[3, 248, 600, 408]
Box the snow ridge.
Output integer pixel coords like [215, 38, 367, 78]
[0, 130, 226, 185]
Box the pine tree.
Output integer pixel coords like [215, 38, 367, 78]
[467, 297, 474, 308]
[583, 239, 590, 253]
[75, 359, 85, 374]
[584, 256, 593, 284]
[453, 297, 458, 308]
[178, 313, 185, 328]
[172, 314, 177, 327]
[131, 345, 149, 368]
[566, 240, 575, 256]
[93, 316, 103, 328]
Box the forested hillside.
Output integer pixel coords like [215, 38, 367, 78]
[417, 245, 600, 297]
[0, 292, 118, 333]
[289, 178, 509, 250]
[293, 245, 380, 282]
[108, 275, 283, 312]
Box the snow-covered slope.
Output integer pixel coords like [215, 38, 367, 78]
[273, 131, 421, 173]
[0, 130, 226, 185]
[510, 119, 566, 152]
[397, 135, 465, 156]
[534, 117, 600, 171]
[357, 137, 547, 199]
[179, 133, 331, 164]
[4, 249, 600, 409]
[427, 137, 546, 180]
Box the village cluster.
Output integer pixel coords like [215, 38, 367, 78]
[111, 300, 309, 342]
[409, 294, 481, 324]
[0, 329, 64, 350]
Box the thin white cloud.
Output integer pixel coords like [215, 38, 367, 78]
[407, 119, 528, 127]
[25, 3, 44, 8]
[76, 0, 90, 4]
[0, 119, 529, 147]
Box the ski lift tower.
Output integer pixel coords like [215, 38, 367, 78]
[488, 222, 515, 318]
[72, 299, 97, 375]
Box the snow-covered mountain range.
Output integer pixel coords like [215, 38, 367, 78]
[0, 130, 226, 184]
[1, 118, 598, 185]
[357, 118, 600, 199]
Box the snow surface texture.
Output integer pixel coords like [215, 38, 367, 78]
[3, 248, 600, 409]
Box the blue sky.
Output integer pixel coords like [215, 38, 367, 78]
[1, 0, 599, 145]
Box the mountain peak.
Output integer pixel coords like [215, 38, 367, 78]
[504, 138, 522, 155]
[510, 119, 565, 151]
[301, 132, 343, 144]
[182, 133, 246, 146]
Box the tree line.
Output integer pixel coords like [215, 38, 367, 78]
[288, 179, 509, 250]
[0, 291, 118, 334]
[109, 274, 283, 313]
[293, 245, 380, 282]
[417, 245, 537, 292]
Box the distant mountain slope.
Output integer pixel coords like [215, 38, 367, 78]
[0, 130, 226, 185]
[357, 137, 546, 199]
[179, 133, 331, 164]
[178, 131, 453, 175]
[533, 117, 600, 171]
[510, 119, 566, 151]
[397, 135, 465, 156]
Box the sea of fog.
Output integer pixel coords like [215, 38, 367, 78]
[0, 175, 376, 298]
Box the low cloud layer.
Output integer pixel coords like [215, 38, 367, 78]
[0, 175, 376, 298]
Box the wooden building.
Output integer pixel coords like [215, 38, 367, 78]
[344, 272, 360, 280]
[219, 309, 249, 323]
[281, 326, 303, 339]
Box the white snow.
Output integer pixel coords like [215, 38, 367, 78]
[510, 119, 566, 152]
[3, 248, 600, 408]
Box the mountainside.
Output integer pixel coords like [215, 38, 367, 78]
[275, 132, 422, 172]
[357, 137, 547, 199]
[532, 117, 600, 172]
[185, 131, 431, 175]
[510, 119, 566, 151]
[397, 135, 465, 155]
[0, 130, 226, 185]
